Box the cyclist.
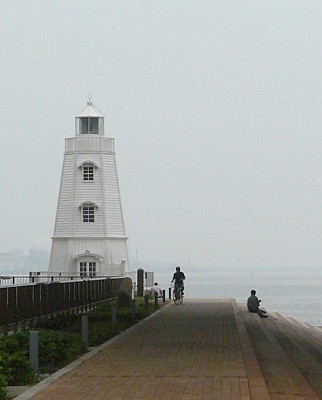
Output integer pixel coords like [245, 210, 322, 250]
[171, 266, 186, 297]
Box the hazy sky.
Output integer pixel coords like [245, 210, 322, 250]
[1, 1, 322, 268]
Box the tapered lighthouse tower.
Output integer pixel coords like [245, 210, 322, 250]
[48, 99, 129, 276]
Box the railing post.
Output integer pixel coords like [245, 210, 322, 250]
[154, 291, 158, 306]
[81, 316, 89, 349]
[144, 295, 149, 311]
[131, 300, 136, 320]
[163, 290, 166, 303]
[169, 287, 172, 300]
[111, 305, 117, 328]
[137, 269, 144, 297]
[29, 331, 39, 374]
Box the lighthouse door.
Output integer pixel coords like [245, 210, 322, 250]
[79, 260, 96, 277]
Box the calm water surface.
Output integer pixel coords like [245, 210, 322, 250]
[155, 270, 322, 326]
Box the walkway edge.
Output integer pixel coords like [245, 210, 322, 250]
[13, 304, 171, 400]
[232, 300, 270, 400]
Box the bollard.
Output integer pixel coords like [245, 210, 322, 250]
[163, 290, 166, 303]
[169, 287, 172, 300]
[29, 331, 39, 374]
[144, 295, 149, 311]
[81, 316, 89, 349]
[137, 268, 144, 297]
[131, 300, 136, 319]
[154, 291, 158, 306]
[111, 305, 117, 328]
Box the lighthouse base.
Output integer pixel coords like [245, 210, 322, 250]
[48, 237, 129, 277]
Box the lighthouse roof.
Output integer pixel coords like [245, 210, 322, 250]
[76, 99, 105, 118]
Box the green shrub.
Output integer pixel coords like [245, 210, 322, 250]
[116, 308, 132, 322]
[35, 314, 81, 332]
[0, 350, 9, 400]
[7, 351, 36, 386]
[0, 328, 86, 385]
[4, 331, 29, 354]
[38, 331, 85, 373]
[89, 308, 111, 321]
[88, 322, 115, 347]
[0, 332, 35, 386]
[117, 292, 131, 307]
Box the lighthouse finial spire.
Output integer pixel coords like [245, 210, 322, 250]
[87, 93, 92, 105]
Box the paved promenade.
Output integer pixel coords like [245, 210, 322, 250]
[15, 299, 322, 400]
[15, 299, 267, 400]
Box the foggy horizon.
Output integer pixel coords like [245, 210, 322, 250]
[2, 1, 322, 269]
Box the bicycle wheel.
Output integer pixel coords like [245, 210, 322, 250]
[173, 289, 180, 305]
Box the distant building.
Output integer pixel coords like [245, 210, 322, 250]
[24, 248, 49, 271]
[48, 99, 129, 276]
[0, 248, 50, 274]
[0, 249, 24, 273]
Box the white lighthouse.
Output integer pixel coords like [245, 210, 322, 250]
[48, 99, 129, 277]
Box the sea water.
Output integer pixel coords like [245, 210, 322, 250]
[154, 268, 322, 326]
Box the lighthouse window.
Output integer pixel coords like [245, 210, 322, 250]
[89, 118, 98, 133]
[80, 117, 99, 134]
[80, 262, 87, 277]
[83, 164, 94, 181]
[83, 205, 95, 222]
[80, 261, 96, 277]
[89, 262, 96, 277]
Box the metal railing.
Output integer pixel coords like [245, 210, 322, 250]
[0, 276, 129, 330]
[0, 273, 117, 286]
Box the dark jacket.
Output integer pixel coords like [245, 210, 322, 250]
[172, 271, 185, 284]
[247, 294, 260, 312]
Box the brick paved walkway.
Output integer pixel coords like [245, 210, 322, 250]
[16, 299, 268, 400]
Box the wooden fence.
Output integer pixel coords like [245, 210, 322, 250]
[0, 277, 129, 329]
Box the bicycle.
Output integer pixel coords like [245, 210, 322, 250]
[173, 285, 184, 305]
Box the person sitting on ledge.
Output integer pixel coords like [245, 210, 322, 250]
[247, 289, 268, 318]
[150, 282, 163, 298]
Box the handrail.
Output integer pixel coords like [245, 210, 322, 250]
[0, 274, 123, 287]
[0, 276, 130, 329]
